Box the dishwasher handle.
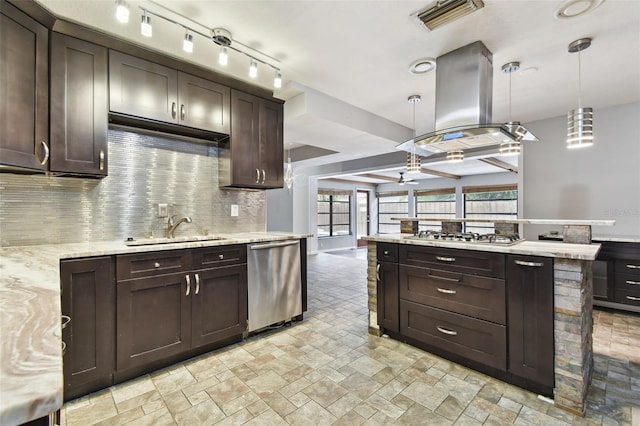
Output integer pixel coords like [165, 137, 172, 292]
[249, 240, 299, 250]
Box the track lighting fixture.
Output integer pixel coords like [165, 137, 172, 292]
[140, 12, 152, 37]
[119, 5, 282, 88]
[115, 0, 129, 23]
[567, 38, 594, 149]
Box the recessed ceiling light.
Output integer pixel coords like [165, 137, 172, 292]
[554, 0, 604, 19]
[409, 58, 436, 75]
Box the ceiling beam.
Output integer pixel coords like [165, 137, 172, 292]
[324, 177, 369, 185]
[479, 157, 518, 173]
[360, 173, 399, 183]
[420, 167, 461, 180]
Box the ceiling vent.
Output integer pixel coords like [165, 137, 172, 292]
[416, 0, 485, 30]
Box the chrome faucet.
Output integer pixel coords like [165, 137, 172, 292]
[167, 215, 192, 238]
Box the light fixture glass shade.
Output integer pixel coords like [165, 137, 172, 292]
[499, 141, 521, 156]
[567, 107, 594, 148]
[183, 33, 193, 53]
[115, 0, 129, 23]
[274, 71, 282, 89]
[284, 153, 293, 190]
[447, 150, 464, 162]
[406, 152, 421, 174]
[218, 46, 228, 66]
[249, 60, 258, 78]
[141, 15, 152, 37]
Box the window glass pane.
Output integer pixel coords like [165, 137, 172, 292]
[464, 190, 518, 234]
[378, 194, 408, 234]
[416, 193, 456, 232]
[317, 192, 352, 237]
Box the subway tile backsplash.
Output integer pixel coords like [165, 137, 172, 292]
[0, 128, 266, 246]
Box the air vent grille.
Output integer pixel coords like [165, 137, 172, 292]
[417, 0, 485, 30]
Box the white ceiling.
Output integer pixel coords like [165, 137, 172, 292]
[36, 0, 640, 184]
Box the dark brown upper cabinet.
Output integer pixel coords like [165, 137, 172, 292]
[219, 90, 283, 189]
[109, 51, 230, 135]
[0, 1, 49, 171]
[50, 33, 108, 176]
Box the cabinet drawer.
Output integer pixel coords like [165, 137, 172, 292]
[399, 245, 505, 278]
[615, 260, 640, 277]
[117, 250, 192, 280]
[192, 244, 247, 269]
[377, 243, 398, 263]
[400, 300, 506, 371]
[614, 288, 640, 306]
[615, 273, 640, 292]
[399, 265, 505, 324]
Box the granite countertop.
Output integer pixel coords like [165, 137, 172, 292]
[0, 232, 308, 426]
[392, 217, 616, 226]
[539, 233, 640, 244]
[363, 235, 601, 261]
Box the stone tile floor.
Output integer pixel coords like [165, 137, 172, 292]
[62, 250, 640, 425]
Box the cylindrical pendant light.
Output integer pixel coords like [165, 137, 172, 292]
[567, 38, 594, 149]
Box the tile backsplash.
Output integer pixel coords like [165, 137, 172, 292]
[0, 128, 266, 246]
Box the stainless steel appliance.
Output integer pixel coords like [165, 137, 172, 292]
[247, 240, 302, 332]
[406, 230, 523, 246]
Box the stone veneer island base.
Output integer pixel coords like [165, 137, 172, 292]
[365, 238, 599, 416]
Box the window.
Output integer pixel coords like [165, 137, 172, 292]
[377, 191, 408, 234]
[463, 185, 518, 234]
[317, 190, 351, 237]
[415, 188, 456, 232]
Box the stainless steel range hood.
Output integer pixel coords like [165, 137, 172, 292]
[398, 41, 537, 157]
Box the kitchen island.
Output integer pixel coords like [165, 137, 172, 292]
[0, 232, 307, 426]
[364, 235, 600, 417]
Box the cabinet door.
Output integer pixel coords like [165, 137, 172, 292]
[377, 261, 399, 333]
[506, 255, 554, 391]
[178, 72, 230, 134]
[0, 2, 48, 171]
[116, 273, 191, 371]
[60, 257, 115, 400]
[259, 98, 283, 187]
[191, 264, 248, 347]
[109, 50, 178, 123]
[50, 33, 108, 176]
[230, 90, 261, 187]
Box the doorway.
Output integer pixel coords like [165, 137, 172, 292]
[356, 190, 370, 247]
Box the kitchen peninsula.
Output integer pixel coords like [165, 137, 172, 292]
[364, 219, 608, 417]
[0, 233, 307, 426]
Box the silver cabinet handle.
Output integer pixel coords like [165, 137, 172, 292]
[514, 260, 544, 267]
[218, 254, 224, 260]
[171, 102, 177, 119]
[626, 295, 640, 301]
[99, 149, 105, 171]
[261, 169, 266, 184]
[61, 315, 71, 329]
[195, 273, 200, 295]
[40, 141, 49, 165]
[383, 250, 389, 256]
[436, 256, 455, 262]
[626, 280, 640, 286]
[61, 340, 67, 356]
[376, 264, 381, 281]
[255, 168, 260, 184]
[437, 287, 457, 295]
[154, 262, 160, 268]
[626, 264, 640, 270]
[185, 275, 191, 296]
[180, 104, 185, 120]
[437, 326, 458, 336]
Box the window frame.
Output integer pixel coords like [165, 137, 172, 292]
[317, 190, 352, 238]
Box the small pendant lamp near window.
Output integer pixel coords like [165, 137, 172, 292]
[284, 149, 294, 190]
[567, 38, 594, 149]
[407, 95, 422, 174]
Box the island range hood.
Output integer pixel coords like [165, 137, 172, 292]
[397, 41, 538, 157]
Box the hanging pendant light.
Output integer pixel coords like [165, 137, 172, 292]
[567, 38, 594, 149]
[500, 62, 521, 156]
[284, 149, 294, 190]
[406, 95, 422, 174]
[447, 150, 464, 162]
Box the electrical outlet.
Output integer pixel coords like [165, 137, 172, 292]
[158, 203, 168, 218]
[230, 205, 239, 217]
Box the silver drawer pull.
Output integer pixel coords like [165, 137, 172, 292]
[261, 169, 266, 184]
[626, 280, 640, 286]
[514, 260, 544, 267]
[61, 315, 71, 329]
[99, 149, 105, 171]
[376, 264, 381, 281]
[626, 295, 640, 301]
[435, 256, 455, 262]
[154, 262, 160, 268]
[437, 326, 458, 336]
[61, 340, 67, 356]
[40, 141, 50, 165]
[195, 273, 200, 295]
[255, 168, 260, 184]
[437, 287, 456, 295]
[626, 264, 640, 269]
[171, 102, 177, 119]
[219, 254, 224, 260]
[383, 250, 389, 255]
[185, 275, 191, 296]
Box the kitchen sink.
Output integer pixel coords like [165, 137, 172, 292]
[124, 235, 226, 246]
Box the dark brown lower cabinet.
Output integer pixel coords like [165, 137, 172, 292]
[116, 272, 192, 371]
[60, 257, 115, 401]
[506, 254, 554, 395]
[377, 261, 399, 334]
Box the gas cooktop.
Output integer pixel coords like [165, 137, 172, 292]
[405, 230, 524, 246]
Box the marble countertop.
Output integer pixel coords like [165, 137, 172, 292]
[363, 235, 601, 261]
[392, 217, 616, 226]
[0, 232, 308, 426]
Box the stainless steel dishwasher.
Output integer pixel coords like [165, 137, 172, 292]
[247, 240, 302, 332]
